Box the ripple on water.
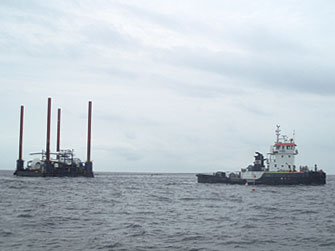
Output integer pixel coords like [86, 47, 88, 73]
[0, 229, 13, 237]
[17, 213, 33, 218]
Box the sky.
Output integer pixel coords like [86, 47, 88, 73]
[1, 0, 335, 174]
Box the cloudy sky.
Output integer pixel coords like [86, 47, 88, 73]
[1, 0, 335, 174]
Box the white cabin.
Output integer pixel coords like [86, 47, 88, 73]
[267, 125, 298, 172]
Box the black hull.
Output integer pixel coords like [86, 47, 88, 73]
[14, 167, 94, 177]
[14, 158, 94, 177]
[197, 171, 326, 185]
[196, 174, 245, 184]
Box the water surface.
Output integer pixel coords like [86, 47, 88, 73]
[1, 171, 334, 250]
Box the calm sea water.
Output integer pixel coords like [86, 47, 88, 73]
[0, 170, 334, 251]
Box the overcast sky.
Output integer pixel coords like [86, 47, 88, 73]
[1, 0, 335, 174]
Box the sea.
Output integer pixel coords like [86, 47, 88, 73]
[0, 170, 334, 251]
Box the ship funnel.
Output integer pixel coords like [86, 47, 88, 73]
[16, 105, 24, 171]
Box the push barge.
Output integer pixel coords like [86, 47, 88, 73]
[14, 98, 94, 177]
[196, 126, 326, 185]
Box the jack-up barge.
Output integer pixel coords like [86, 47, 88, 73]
[14, 98, 94, 177]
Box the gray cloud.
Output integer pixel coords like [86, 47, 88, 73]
[96, 145, 143, 161]
[116, 2, 183, 32]
[80, 22, 143, 50]
[95, 112, 161, 127]
[152, 46, 335, 95]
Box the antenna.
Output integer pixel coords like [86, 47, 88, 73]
[275, 125, 281, 143]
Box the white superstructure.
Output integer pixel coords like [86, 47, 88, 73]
[267, 125, 298, 172]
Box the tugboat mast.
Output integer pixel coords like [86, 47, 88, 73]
[275, 125, 281, 143]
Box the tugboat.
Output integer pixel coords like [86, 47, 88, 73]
[14, 97, 94, 177]
[196, 126, 326, 185]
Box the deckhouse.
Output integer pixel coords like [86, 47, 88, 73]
[267, 125, 298, 172]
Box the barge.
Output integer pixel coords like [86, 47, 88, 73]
[14, 98, 94, 177]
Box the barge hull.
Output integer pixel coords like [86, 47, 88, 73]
[14, 168, 94, 177]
